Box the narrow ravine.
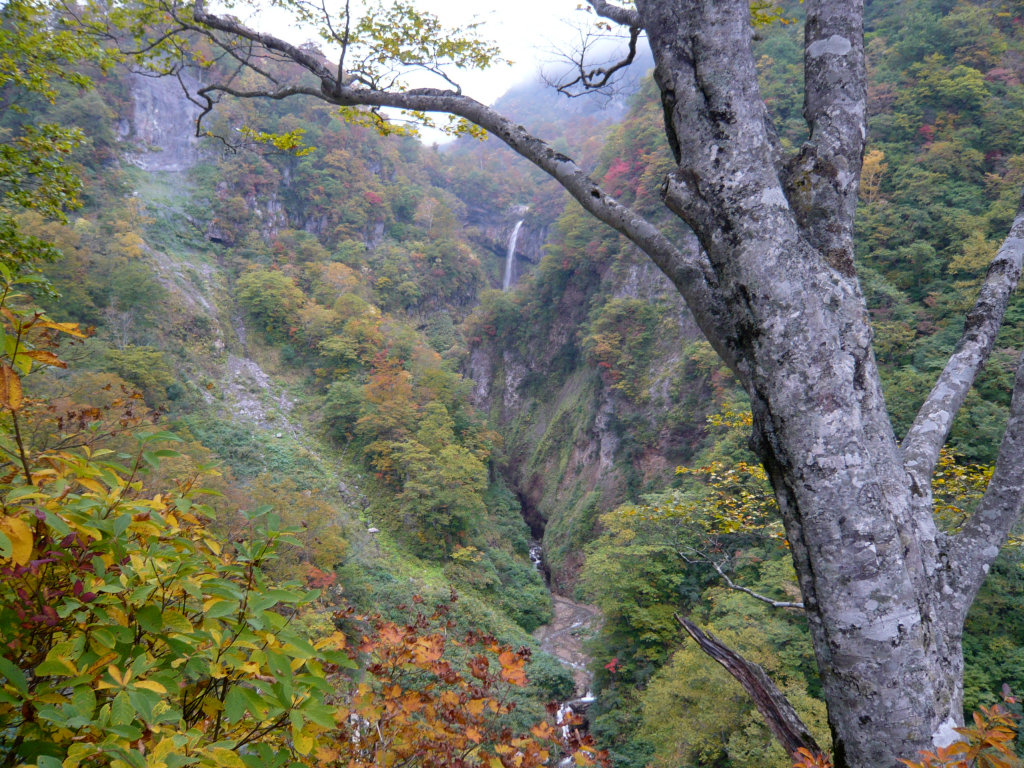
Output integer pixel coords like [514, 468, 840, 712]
[529, 537, 601, 744]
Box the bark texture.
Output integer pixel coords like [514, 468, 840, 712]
[157, 1, 1024, 765]
[676, 614, 824, 758]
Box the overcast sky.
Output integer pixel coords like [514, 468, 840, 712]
[401, 0, 584, 104]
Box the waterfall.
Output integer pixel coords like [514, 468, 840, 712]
[503, 220, 524, 291]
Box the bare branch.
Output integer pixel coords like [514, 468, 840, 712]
[708, 559, 805, 610]
[677, 548, 804, 609]
[675, 614, 823, 759]
[546, 24, 640, 98]
[587, 0, 641, 28]
[901, 196, 1024, 493]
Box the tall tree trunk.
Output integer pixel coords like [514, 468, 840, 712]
[637, 0, 1000, 763]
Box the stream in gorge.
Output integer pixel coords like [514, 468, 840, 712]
[528, 538, 601, 749]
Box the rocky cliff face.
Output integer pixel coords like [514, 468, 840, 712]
[468, 247, 708, 592]
[129, 72, 204, 172]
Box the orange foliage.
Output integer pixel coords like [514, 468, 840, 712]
[898, 703, 1020, 768]
[326, 592, 609, 768]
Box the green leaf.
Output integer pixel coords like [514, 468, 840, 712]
[105, 723, 142, 740]
[113, 513, 132, 536]
[262, 589, 303, 604]
[224, 686, 247, 723]
[135, 604, 163, 633]
[239, 686, 269, 720]
[300, 701, 336, 729]
[204, 600, 239, 619]
[34, 658, 75, 677]
[111, 690, 135, 725]
[265, 650, 291, 681]
[72, 685, 96, 718]
[43, 510, 70, 536]
[0, 656, 27, 695]
[127, 687, 160, 723]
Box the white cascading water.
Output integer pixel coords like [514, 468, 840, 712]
[503, 220, 525, 291]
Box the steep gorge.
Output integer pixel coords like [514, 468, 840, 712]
[467, 242, 711, 591]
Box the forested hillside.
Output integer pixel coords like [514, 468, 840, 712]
[5, 0, 1024, 766]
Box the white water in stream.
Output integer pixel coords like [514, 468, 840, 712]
[530, 538, 601, 765]
[503, 220, 524, 291]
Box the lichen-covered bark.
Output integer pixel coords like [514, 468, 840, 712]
[639, 1, 1021, 765]
[164, 0, 1024, 764]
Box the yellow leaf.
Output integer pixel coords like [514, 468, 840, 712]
[314, 632, 347, 651]
[0, 516, 33, 565]
[37, 693, 69, 704]
[108, 665, 124, 686]
[24, 350, 67, 368]
[76, 478, 106, 495]
[161, 610, 193, 634]
[315, 746, 338, 763]
[38, 320, 87, 338]
[293, 729, 314, 756]
[0, 364, 22, 411]
[151, 738, 176, 760]
[134, 680, 167, 694]
[85, 652, 118, 674]
[210, 748, 244, 768]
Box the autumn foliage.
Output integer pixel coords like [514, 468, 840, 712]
[321, 595, 605, 768]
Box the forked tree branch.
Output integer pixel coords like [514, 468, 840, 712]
[675, 614, 823, 759]
[550, 24, 641, 97]
[901, 196, 1024, 494]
